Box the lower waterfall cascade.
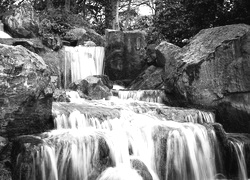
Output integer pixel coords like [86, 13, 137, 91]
[12, 93, 250, 180]
[64, 46, 105, 88]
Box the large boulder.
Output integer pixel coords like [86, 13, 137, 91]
[155, 41, 181, 71]
[69, 75, 113, 100]
[128, 65, 164, 90]
[165, 24, 250, 133]
[0, 44, 54, 138]
[0, 38, 63, 88]
[2, 3, 39, 38]
[105, 30, 147, 83]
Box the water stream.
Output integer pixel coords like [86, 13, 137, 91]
[15, 97, 243, 180]
[11, 44, 250, 179]
[64, 46, 105, 88]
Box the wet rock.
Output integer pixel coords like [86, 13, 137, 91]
[128, 65, 164, 90]
[84, 41, 96, 47]
[165, 24, 250, 133]
[12, 133, 113, 180]
[11, 135, 45, 180]
[69, 75, 113, 100]
[130, 158, 153, 180]
[41, 34, 62, 51]
[0, 38, 45, 54]
[63, 27, 105, 46]
[2, 2, 39, 38]
[85, 75, 113, 89]
[53, 89, 70, 102]
[0, 44, 54, 138]
[156, 41, 181, 77]
[88, 83, 112, 100]
[105, 30, 147, 83]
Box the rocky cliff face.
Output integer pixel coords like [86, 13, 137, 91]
[0, 44, 54, 138]
[164, 24, 250, 133]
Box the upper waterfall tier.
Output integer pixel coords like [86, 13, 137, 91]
[64, 46, 105, 88]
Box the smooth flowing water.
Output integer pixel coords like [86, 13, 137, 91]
[64, 46, 105, 88]
[15, 95, 240, 180]
[228, 135, 248, 180]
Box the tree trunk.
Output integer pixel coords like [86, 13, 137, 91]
[82, 0, 87, 18]
[105, 0, 120, 30]
[124, 0, 132, 30]
[65, 0, 71, 11]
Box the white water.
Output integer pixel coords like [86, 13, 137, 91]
[118, 90, 166, 103]
[228, 136, 248, 180]
[15, 97, 226, 180]
[64, 46, 105, 88]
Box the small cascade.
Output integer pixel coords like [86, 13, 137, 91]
[228, 134, 248, 180]
[13, 98, 232, 180]
[118, 90, 166, 103]
[64, 46, 105, 88]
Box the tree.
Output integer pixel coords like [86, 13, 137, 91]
[153, 0, 250, 46]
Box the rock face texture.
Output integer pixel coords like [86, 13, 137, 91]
[2, 3, 39, 38]
[64, 27, 105, 46]
[0, 44, 54, 138]
[0, 38, 45, 54]
[155, 41, 181, 68]
[69, 75, 113, 100]
[164, 24, 250, 133]
[105, 30, 147, 84]
[128, 65, 164, 90]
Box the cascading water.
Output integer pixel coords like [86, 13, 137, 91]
[64, 46, 105, 88]
[118, 90, 166, 103]
[14, 95, 238, 180]
[228, 135, 248, 180]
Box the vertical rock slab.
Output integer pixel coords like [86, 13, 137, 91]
[0, 44, 53, 138]
[105, 30, 147, 84]
[165, 24, 250, 133]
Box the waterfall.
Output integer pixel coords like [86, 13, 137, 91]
[228, 135, 248, 180]
[14, 97, 237, 180]
[64, 46, 105, 88]
[118, 90, 166, 103]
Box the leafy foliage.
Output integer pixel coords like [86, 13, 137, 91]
[1, 0, 250, 45]
[153, 0, 250, 47]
